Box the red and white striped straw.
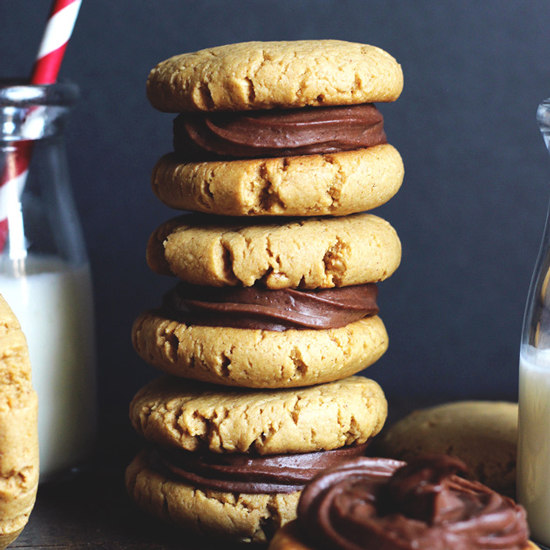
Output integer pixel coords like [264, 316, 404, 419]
[31, 0, 82, 85]
[0, 0, 82, 253]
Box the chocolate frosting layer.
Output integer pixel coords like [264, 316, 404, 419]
[173, 103, 387, 159]
[152, 443, 370, 494]
[298, 455, 529, 550]
[162, 282, 379, 331]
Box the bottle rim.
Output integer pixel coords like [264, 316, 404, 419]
[0, 80, 79, 108]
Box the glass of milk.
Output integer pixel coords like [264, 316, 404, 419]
[518, 98, 550, 546]
[0, 82, 97, 483]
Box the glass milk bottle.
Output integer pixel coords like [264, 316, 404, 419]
[518, 98, 550, 545]
[0, 82, 97, 483]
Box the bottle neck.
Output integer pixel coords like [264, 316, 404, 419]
[0, 83, 87, 274]
[0, 81, 78, 143]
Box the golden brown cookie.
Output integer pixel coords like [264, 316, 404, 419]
[147, 40, 403, 113]
[132, 311, 388, 388]
[146, 213, 401, 289]
[152, 145, 404, 217]
[129, 375, 387, 454]
[0, 295, 39, 548]
[126, 376, 386, 542]
[126, 450, 300, 543]
[376, 400, 518, 497]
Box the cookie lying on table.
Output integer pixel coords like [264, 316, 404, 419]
[125, 375, 387, 543]
[268, 454, 536, 550]
[375, 400, 518, 497]
[146, 39, 404, 217]
[0, 296, 39, 548]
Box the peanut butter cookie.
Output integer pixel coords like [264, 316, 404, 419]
[0, 295, 39, 548]
[129, 375, 387, 454]
[376, 400, 518, 497]
[146, 213, 401, 289]
[152, 145, 404, 217]
[126, 375, 386, 542]
[126, 450, 299, 543]
[132, 311, 388, 388]
[147, 40, 403, 113]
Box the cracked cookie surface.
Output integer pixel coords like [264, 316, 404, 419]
[129, 375, 387, 454]
[126, 451, 301, 543]
[0, 296, 39, 549]
[152, 145, 403, 217]
[132, 312, 388, 388]
[146, 40, 403, 112]
[376, 401, 518, 497]
[146, 212, 401, 289]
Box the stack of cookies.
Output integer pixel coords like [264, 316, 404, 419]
[126, 40, 404, 543]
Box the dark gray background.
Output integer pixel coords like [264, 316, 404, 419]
[2, 1, 550, 421]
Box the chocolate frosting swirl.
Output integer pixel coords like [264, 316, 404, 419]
[163, 282, 379, 331]
[173, 103, 387, 159]
[298, 455, 529, 550]
[151, 443, 370, 494]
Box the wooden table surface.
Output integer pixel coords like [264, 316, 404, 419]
[11, 416, 253, 550]
[9, 397, 445, 549]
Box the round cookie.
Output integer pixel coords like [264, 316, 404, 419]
[376, 400, 518, 497]
[0, 295, 39, 548]
[146, 40, 403, 113]
[129, 375, 387, 454]
[146, 212, 401, 289]
[132, 311, 388, 388]
[126, 450, 300, 543]
[152, 145, 404, 217]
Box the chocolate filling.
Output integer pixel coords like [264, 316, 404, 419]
[173, 103, 387, 160]
[151, 443, 370, 494]
[298, 455, 530, 550]
[162, 282, 379, 331]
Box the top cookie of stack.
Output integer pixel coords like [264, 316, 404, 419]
[147, 40, 404, 217]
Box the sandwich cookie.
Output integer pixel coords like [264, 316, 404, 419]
[376, 400, 519, 497]
[147, 40, 404, 217]
[268, 455, 535, 550]
[0, 296, 39, 548]
[126, 375, 387, 542]
[135, 213, 398, 387]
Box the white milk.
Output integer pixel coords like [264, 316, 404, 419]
[0, 255, 97, 483]
[518, 345, 550, 545]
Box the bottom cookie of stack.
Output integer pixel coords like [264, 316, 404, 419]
[125, 375, 387, 543]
